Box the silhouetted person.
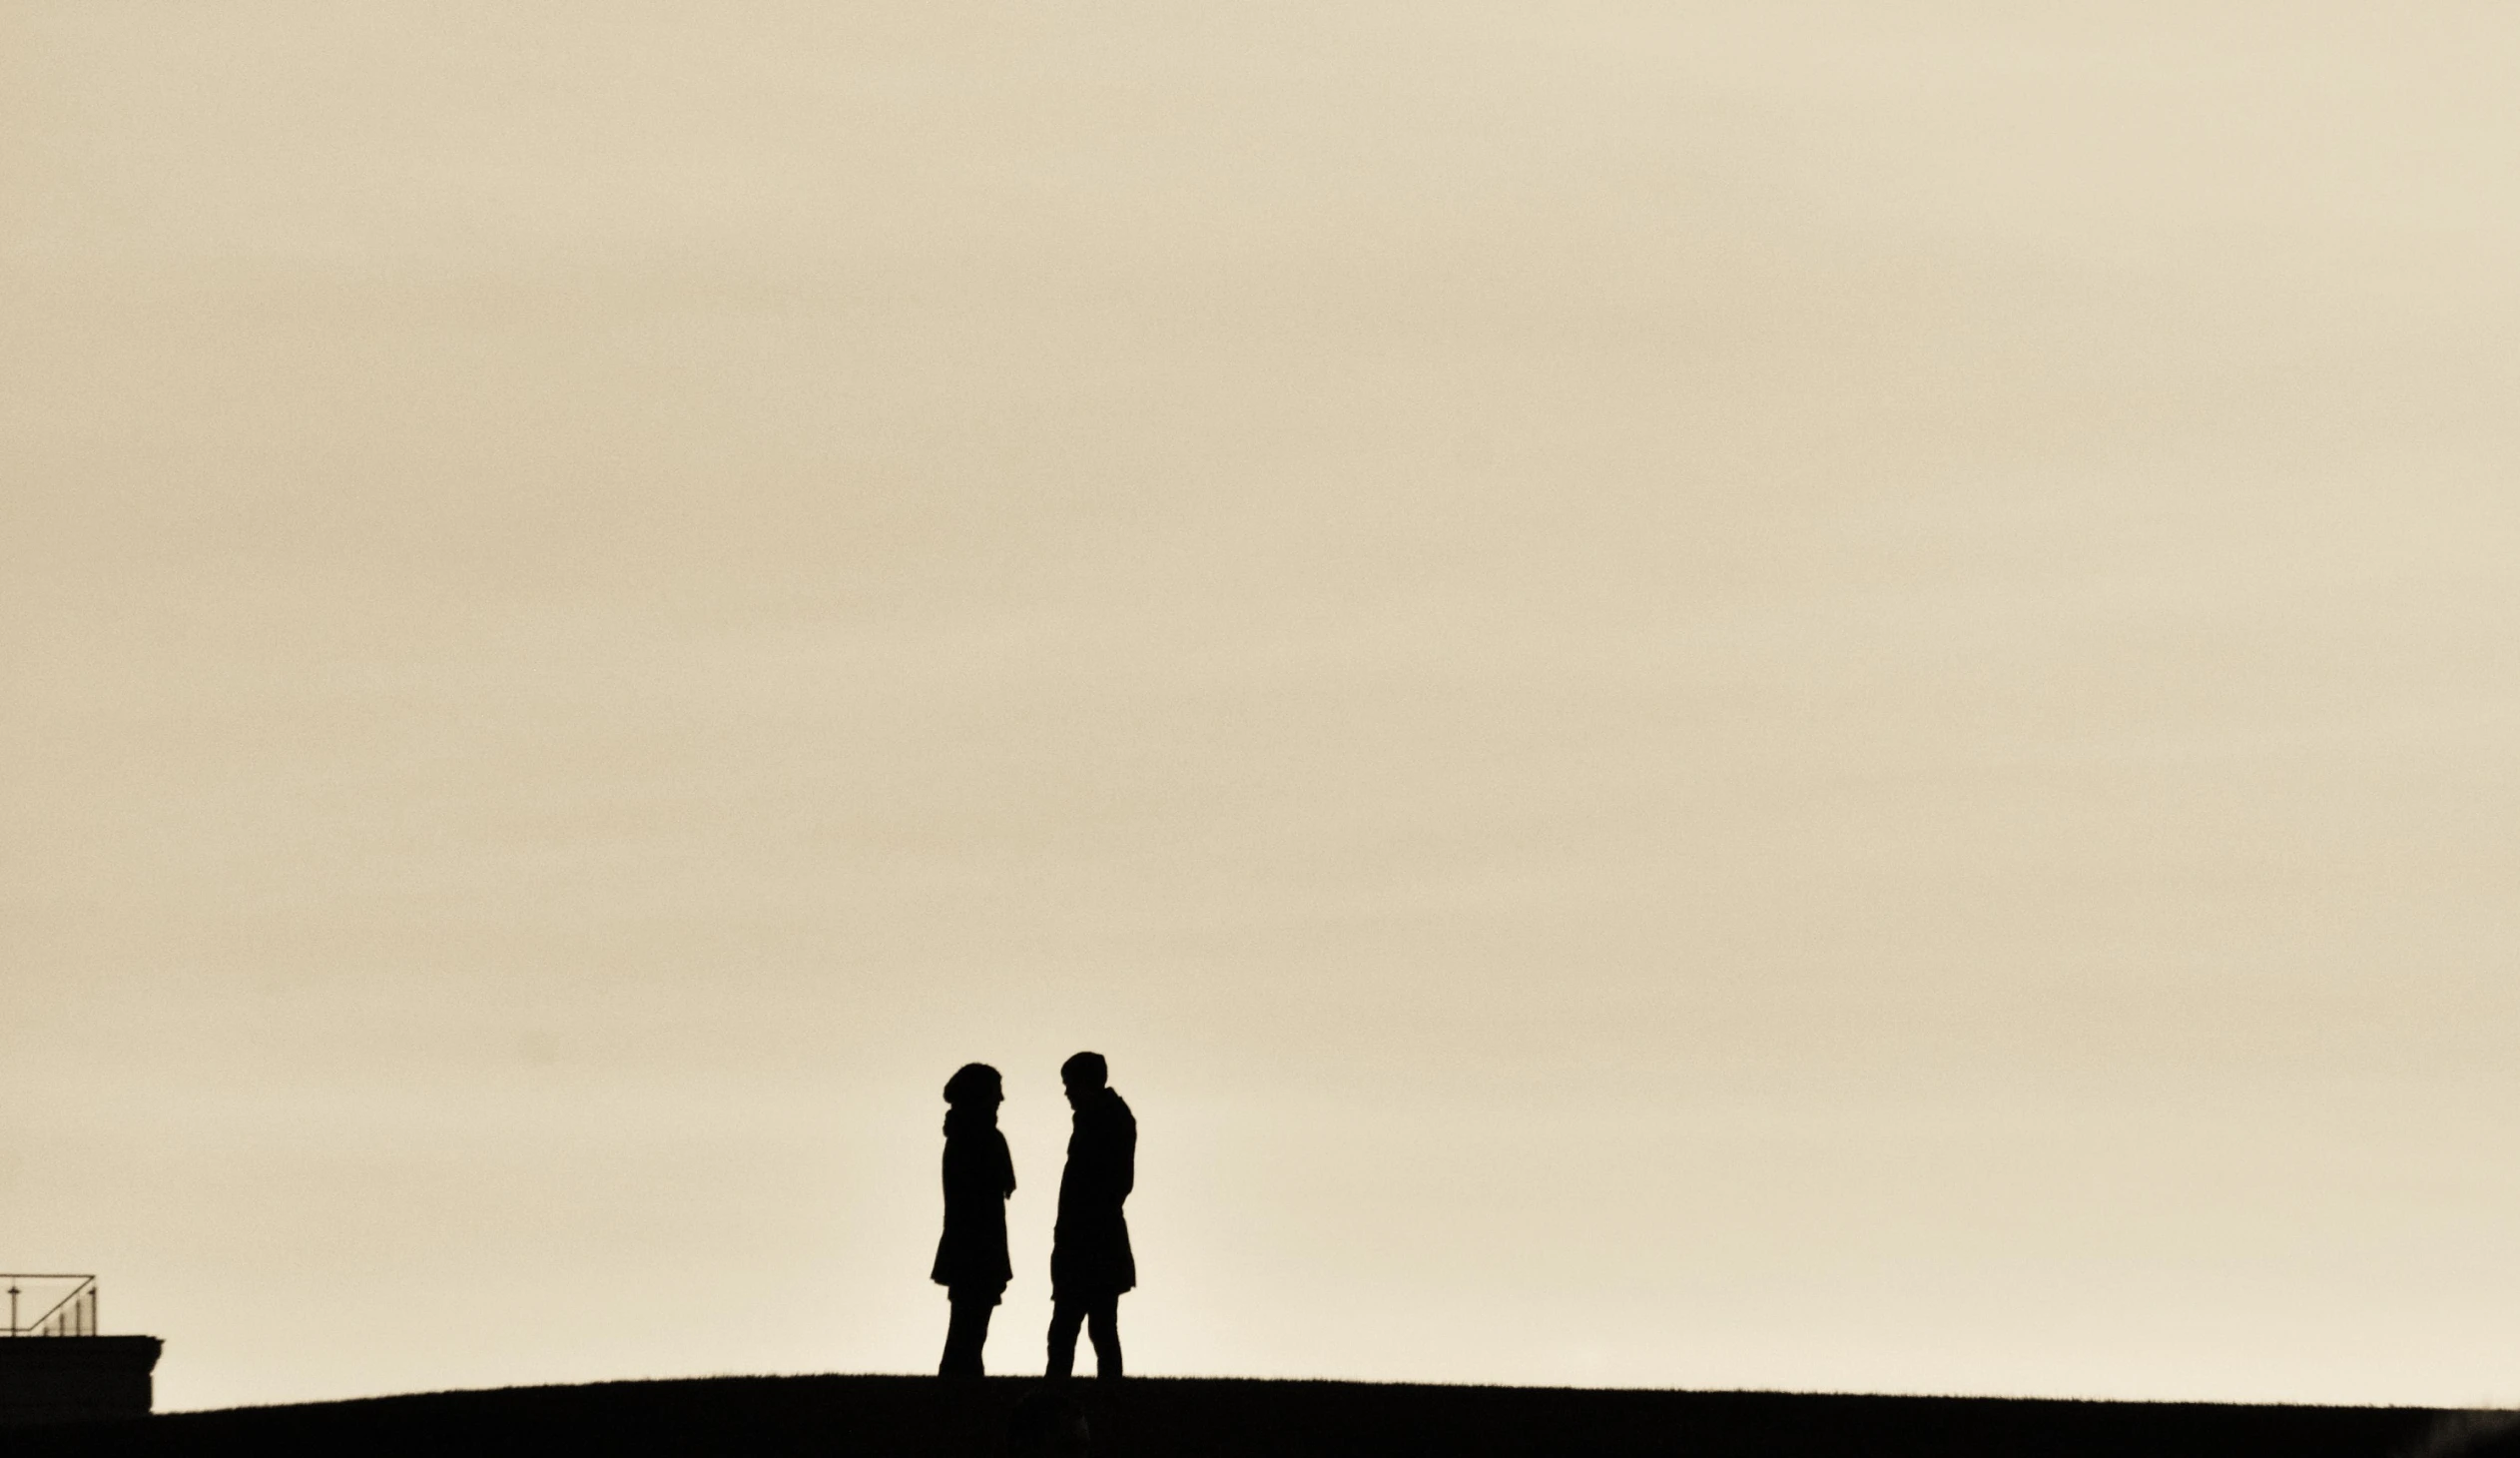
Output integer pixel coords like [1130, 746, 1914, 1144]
[933, 1062, 1016, 1376]
[1045, 1050, 1135, 1379]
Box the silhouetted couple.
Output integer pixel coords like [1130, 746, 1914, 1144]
[932, 1051, 1136, 1379]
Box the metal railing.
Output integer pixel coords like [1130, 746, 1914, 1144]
[3, 1275, 98, 1337]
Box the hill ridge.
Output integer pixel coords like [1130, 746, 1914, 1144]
[13, 1371, 2502, 1457]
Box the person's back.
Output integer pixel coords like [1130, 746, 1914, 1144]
[1047, 1051, 1134, 1377]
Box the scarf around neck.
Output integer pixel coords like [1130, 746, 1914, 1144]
[944, 1103, 999, 1138]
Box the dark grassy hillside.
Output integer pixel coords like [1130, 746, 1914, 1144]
[14, 1373, 2506, 1458]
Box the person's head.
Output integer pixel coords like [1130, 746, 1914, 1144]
[1059, 1051, 1107, 1108]
[943, 1062, 1003, 1110]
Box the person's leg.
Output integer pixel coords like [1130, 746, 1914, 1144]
[941, 1293, 993, 1376]
[1085, 1294, 1122, 1379]
[1045, 1299, 1084, 1379]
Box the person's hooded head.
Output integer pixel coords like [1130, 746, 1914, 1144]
[944, 1062, 1003, 1116]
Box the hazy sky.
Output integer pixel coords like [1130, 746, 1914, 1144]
[5, 0, 2517, 1413]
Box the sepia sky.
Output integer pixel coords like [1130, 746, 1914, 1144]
[5, 0, 2518, 1414]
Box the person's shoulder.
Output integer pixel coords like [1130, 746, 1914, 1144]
[1102, 1088, 1135, 1125]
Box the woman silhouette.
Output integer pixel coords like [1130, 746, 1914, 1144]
[933, 1062, 1016, 1375]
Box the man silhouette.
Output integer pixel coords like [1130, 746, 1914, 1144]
[1046, 1051, 1135, 1379]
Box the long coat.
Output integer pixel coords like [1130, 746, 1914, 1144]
[1050, 1086, 1136, 1299]
[931, 1110, 1015, 1297]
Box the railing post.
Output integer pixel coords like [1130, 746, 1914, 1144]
[1, 1277, 100, 1338]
